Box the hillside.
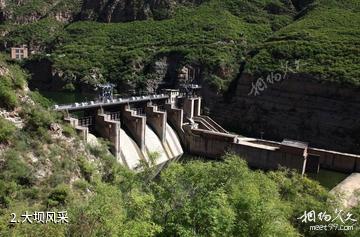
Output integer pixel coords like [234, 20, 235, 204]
[0, 56, 355, 236]
[0, 1, 360, 236]
[1, 0, 358, 93]
[1, 0, 297, 92]
[0, 60, 357, 235]
[245, 0, 360, 85]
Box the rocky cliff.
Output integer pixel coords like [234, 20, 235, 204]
[80, 0, 207, 22]
[205, 0, 360, 154]
[0, 0, 82, 24]
[211, 74, 360, 154]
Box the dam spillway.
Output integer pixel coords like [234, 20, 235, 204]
[117, 124, 183, 170]
[119, 128, 144, 170]
[164, 123, 183, 159]
[63, 96, 186, 171]
[145, 124, 169, 166]
[60, 90, 360, 175]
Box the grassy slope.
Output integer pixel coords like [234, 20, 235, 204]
[0, 0, 81, 51]
[49, 0, 294, 91]
[1, 0, 359, 89]
[245, 0, 360, 85]
[3, 0, 82, 20]
[0, 54, 27, 110]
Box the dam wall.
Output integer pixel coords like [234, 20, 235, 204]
[64, 116, 88, 142]
[122, 105, 146, 152]
[60, 90, 360, 174]
[308, 148, 360, 173]
[145, 103, 166, 143]
[95, 112, 121, 159]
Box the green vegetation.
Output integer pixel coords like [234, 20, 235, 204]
[245, 0, 360, 85]
[0, 0, 298, 92]
[0, 54, 27, 109]
[2, 18, 65, 52]
[48, 0, 298, 92]
[0, 1, 359, 236]
[29, 91, 53, 108]
[2, 0, 358, 91]
[1, 148, 359, 236]
[0, 117, 16, 143]
[1, 0, 359, 93]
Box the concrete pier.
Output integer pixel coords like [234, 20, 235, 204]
[145, 103, 166, 143]
[64, 116, 88, 142]
[183, 97, 202, 119]
[164, 103, 184, 135]
[95, 112, 121, 159]
[122, 105, 146, 153]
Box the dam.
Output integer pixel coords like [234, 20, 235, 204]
[55, 88, 360, 175]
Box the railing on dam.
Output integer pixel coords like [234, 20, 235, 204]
[108, 111, 121, 121]
[53, 94, 169, 112]
[79, 116, 94, 127]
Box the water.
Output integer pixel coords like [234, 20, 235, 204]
[307, 169, 348, 190]
[39, 91, 96, 105]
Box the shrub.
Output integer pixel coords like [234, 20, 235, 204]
[0, 149, 34, 187]
[29, 91, 53, 108]
[62, 123, 76, 137]
[73, 179, 90, 192]
[0, 79, 18, 110]
[47, 184, 70, 207]
[22, 106, 56, 139]
[0, 117, 16, 143]
[78, 157, 95, 182]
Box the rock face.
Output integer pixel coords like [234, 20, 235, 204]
[290, 0, 315, 11]
[211, 73, 360, 154]
[0, 0, 206, 24]
[145, 54, 184, 91]
[80, 0, 206, 22]
[0, 0, 81, 24]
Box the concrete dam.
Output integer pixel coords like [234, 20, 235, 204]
[61, 94, 183, 171]
[55, 89, 360, 175]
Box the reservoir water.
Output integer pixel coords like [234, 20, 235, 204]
[307, 169, 348, 190]
[40, 91, 96, 104]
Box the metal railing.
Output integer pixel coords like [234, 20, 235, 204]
[78, 116, 94, 127]
[157, 105, 167, 112]
[54, 94, 169, 111]
[134, 108, 145, 116]
[109, 112, 121, 121]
